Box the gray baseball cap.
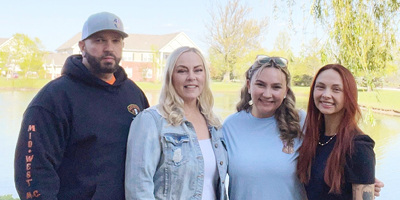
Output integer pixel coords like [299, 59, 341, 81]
[81, 12, 129, 40]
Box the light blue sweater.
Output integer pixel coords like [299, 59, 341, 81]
[222, 110, 307, 200]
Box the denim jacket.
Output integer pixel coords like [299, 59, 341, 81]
[125, 106, 228, 200]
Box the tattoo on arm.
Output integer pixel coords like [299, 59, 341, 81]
[362, 191, 373, 200]
[353, 184, 374, 200]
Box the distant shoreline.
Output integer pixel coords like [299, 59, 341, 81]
[2, 86, 399, 118]
[359, 105, 400, 117]
[0, 87, 40, 91]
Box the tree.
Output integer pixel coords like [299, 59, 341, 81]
[272, 30, 293, 56]
[233, 48, 269, 80]
[297, 38, 324, 76]
[150, 45, 162, 82]
[205, 0, 268, 82]
[0, 33, 46, 76]
[312, 0, 400, 91]
[0, 42, 13, 75]
[382, 41, 400, 87]
[0, 194, 19, 200]
[268, 30, 295, 64]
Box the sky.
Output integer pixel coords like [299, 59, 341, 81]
[0, 0, 325, 56]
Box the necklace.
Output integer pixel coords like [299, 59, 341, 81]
[318, 134, 337, 146]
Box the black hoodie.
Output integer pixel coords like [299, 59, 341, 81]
[15, 55, 149, 200]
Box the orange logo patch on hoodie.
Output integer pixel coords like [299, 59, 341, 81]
[127, 104, 140, 116]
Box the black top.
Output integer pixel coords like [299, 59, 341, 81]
[14, 55, 149, 200]
[305, 134, 375, 200]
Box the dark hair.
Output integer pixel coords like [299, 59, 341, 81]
[236, 59, 301, 143]
[297, 64, 363, 194]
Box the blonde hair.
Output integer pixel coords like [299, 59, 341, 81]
[236, 59, 301, 142]
[158, 46, 221, 128]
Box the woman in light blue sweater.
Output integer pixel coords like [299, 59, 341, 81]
[222, 55, 307, 200]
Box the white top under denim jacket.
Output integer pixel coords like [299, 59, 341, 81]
[125, 106, 228, 200]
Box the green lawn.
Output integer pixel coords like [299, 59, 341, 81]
[358, 89, 400, 110]
[0, 77, 50, 89]
[1, 78, 399, 111]
[135, 82, 162, 91]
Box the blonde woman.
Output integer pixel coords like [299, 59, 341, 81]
[125, 46, 227, 200]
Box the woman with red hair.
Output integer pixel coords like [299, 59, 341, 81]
[297, 64, 375, 199]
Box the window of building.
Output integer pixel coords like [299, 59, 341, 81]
[123, 52, 133, 61]
[142, 53, 153, 62]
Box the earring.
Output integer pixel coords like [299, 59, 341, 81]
[284, 95, 287, 99]
[249, 99, 253, 106]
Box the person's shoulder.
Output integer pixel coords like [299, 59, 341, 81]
[223, 110, 247, 124]
[348, 133, 375, 163]
[353, 134, 375, 148]
[131, 106, 158, 125]
[23, 76, 75, 119]
[222, 111, 243, 138]
[298, 109, 306, 119]
[30, 76, 72, 103]
[346, 133, 375, 184]
[123, 79, 147, 95]
[141, 105, 158, 113]
[42, 75, 71, 90]
[297, 109, 307, 121]
[297, 109, 307, 128]
[137, 105, 164, 120]
[124, 79, 141, 89]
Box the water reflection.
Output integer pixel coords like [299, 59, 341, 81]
[0, 91, 36, 198]
[0, 90, 399, 199]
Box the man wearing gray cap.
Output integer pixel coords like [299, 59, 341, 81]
[14, 12, 149, 200]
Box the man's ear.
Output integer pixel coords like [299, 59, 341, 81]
[78, 41, 85, 55]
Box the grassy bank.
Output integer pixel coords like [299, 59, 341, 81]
[1, 78, 399, 111]
[0, 78, 50, 89]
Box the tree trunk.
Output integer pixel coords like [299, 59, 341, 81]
[222, 72, 231, 83]
[367, 85, 373, 92]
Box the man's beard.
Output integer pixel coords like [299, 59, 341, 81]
[84, 51, 121, 74]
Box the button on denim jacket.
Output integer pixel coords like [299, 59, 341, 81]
[125, 106, 228, 200]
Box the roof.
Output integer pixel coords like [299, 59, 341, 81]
[43, 52, 69, 66]
[56, 32, 182, 52]
[0, 38, 11, 48]
[123, 32, 181, 51]
[56, 33, 81, 51]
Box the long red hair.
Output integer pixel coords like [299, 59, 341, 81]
[297, 64, 363, 194]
